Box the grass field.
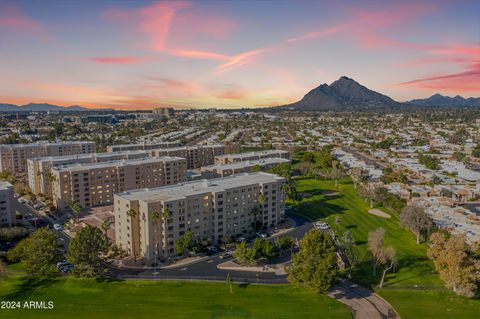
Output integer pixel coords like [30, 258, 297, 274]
[0, 266, 351, 319]
[292, 177, 480, 319]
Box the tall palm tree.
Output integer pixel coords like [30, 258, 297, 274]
[101, 219, 112, 239]
[71, 200, 81, 223]
[126, 208, 137, 261]
[151, 210, 160, 274]
[161, 206, 171, 258]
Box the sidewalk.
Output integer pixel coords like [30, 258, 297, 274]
[217, 260, 289, 275]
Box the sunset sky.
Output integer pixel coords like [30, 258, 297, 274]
[0, 0, 479, 110]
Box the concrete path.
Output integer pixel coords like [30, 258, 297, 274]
[328, 280, 400, 319]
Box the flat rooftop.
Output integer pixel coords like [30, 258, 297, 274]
[152, 144, 224, 152]
[0, 141, 94, 149]
[116, 172, 284, 203]
[52, 156, 186, 173]
[215, 149, 288, 160]
[28, 150, 149, 163]
[202, 157, 290, 171]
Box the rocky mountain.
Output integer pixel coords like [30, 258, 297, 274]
[409, 94, 480, 107]
[0, 103, 113, 112]
[277, 76, 402, 111]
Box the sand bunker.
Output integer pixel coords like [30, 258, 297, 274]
[368, 209, 391, 218]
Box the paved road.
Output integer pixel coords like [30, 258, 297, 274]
[112, 212, 313, 283]
[329, 280, 400, 319]
[16, 202, 70, 248]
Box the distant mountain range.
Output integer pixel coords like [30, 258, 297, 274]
[0, 103, 113, 112]
[409, 94, 480, 107]
[276, 76, 480, 111]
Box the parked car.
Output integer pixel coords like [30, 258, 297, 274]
[53, 223, 63, 231]
[219, 250, 234, 259]
[313, 221, 330, 230]
[206, 246, 220, 256]
[256, 231, 269, 238]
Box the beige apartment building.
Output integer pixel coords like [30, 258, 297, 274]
[114, 172, 285, 259]
[0, 141, 96, 175]
[0, 182, 15, 227]
[51, 156, 187, 211]
[28, 150, 149, 197]
[150, 144, 225, 169]
[107, 141, 180, 153]
[200, 158, 291, 179]
[214, 149, 289, 165]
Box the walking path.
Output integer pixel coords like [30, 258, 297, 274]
[328, 280, 400, 319]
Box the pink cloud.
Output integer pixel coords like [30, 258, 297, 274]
[0, 2, 47, 37]
[399, 63, 480, 92]
[88, 56, 152, 64]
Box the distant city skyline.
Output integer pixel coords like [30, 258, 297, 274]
[0, 0, 479, 110]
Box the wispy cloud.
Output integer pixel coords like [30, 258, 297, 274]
[87, 56, 153, 64]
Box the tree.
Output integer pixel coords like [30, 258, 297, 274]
[367, 228, 397, 287]
[367, 228, 385, 276]
[100, 219, 112, 239]
[67, 225, 110, 278]
[226, 272, 234, 294]
[339, 231, 357, 279]
[10, 228, 60, 276]
[275, 236, 294, 251]
[71, 200, 82, 223]
[287, 229, 338, 293]
[298, 161, 311, 176]
[427, 231, 480, 297]
[379, 246, 397, 288]
[0, 260, 5, 278]
[233, 242, 250, 265]
[250, 164, 262, 172]
[401, 205, 433, 244]
[174, 231, 193, 256]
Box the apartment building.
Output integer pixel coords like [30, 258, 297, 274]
[28, 150, 150, 197]
[51, 157, 187, 211]
[150, 144, 225, 169]
[0, 141, 96, 175]
[0, 182, 15, 227]
[214, 149, 289, 165]
[114, 172, 285, 259]
[200, 158, 291, 179]
[107, 141, 180, 153]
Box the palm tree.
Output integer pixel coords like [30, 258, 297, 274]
[71, 200, 81, 223]
[126, 208, 137, 261]
[151, 210, 160, 274]
[101, 219, 112, 239]
[161, 207, 171, 258]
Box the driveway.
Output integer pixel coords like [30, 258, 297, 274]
[329, 280, 400, 319]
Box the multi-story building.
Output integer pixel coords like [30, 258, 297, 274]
[0, 141, 96, 175]
[200, 158, 291, 179]
[107, 141, 180, 153]
[114, 172, 285, 259]
[150, 144, 225, 169]
[0, 181, 15, 227]
[214, 150, 289, 165]
[51, 157, 187, 211]
[152, 107, 174, 121]
[28, 150, 150, 197]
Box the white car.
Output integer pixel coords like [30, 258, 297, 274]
[53, 223, 63, 231]
[313, 221, 330, 230]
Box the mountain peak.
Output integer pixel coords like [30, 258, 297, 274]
[278, 76, 399, 111]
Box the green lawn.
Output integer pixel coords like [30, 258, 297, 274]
[292, 177, 480, 319]
[0, 266, 351, 319]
